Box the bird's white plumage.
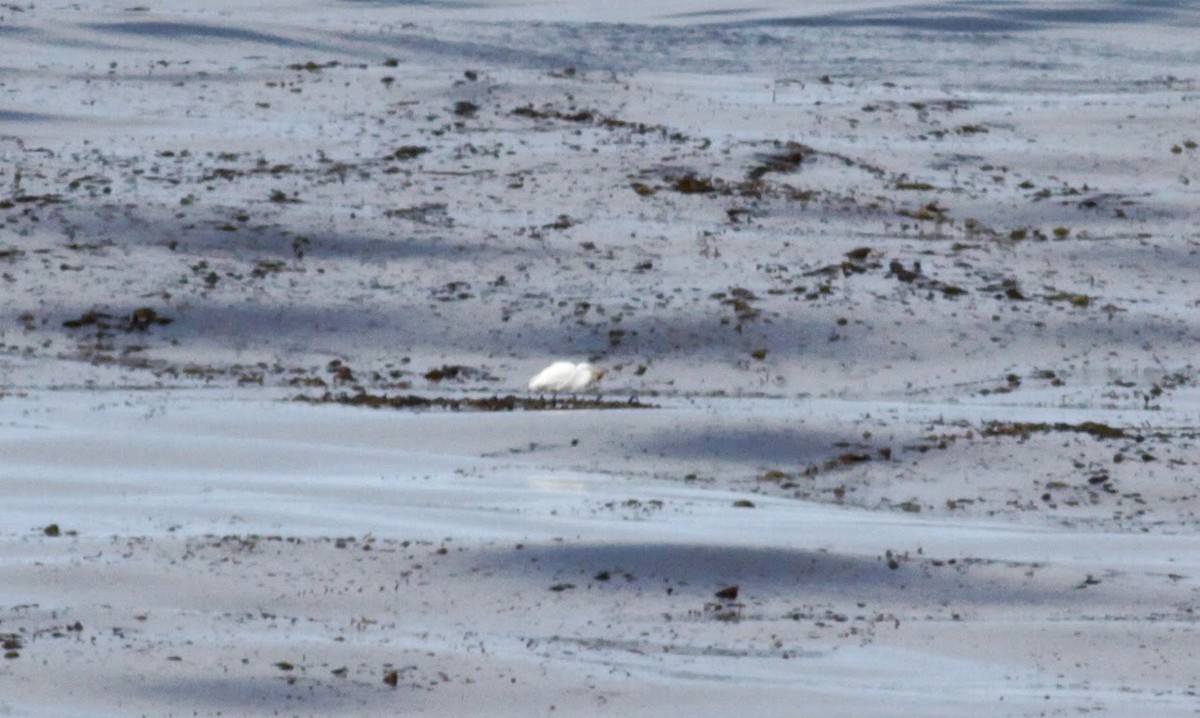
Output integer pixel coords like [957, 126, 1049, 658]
[528, 361, 604, 393]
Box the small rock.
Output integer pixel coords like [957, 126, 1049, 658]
[714, 585, 739, 600]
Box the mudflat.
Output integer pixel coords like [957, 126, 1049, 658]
[2, 2, 1200, 715]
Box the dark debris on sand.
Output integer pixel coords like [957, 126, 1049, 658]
[293, 391, 656, 412]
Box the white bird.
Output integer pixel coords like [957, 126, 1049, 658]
[528, 361, 605, 402]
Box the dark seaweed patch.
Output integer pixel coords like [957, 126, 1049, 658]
[747, 142, 807, 180]
[294, 391, 655, 411]
[981, 421, 1129, 440]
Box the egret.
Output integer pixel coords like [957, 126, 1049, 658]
[528, 361, 605, 404]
